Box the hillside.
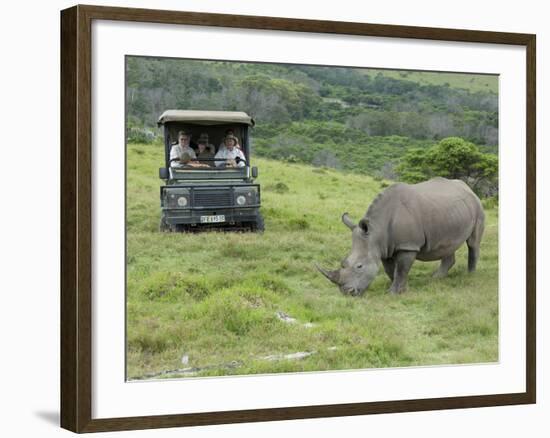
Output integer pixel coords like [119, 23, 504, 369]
[126, 143, 498, 379]
[252, 122, 432, 176]
[363, 69, 498, 94]
[126, 57, 499, 178]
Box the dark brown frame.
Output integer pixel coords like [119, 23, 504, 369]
[60, 4, 536, 433]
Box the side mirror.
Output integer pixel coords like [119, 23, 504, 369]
[251, 166, 258, 178]
[159, 167, 169, 179]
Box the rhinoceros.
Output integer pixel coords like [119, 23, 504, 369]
[317, 177, 485, 296]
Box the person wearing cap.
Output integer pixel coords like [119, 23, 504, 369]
[214, 134, 246, 168]
[170, 131, 196, 167]
[197, 132, 215, 150]
[196, 135, 215, 166]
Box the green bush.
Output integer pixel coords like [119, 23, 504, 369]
[396, 137, 498, 197]
[265, 182, 290, 194]
[482, 196, 499, 210]
[127, 127, 158, 144]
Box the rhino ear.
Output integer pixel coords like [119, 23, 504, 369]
[358, 218, 369, 234]
[341, 213, 356, 230]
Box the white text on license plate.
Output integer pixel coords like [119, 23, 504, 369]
[200, 215, 225, 223]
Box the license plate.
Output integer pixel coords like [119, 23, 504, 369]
[200, 215, 225, 223]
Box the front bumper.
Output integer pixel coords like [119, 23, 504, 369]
[162, 206, 260, 225]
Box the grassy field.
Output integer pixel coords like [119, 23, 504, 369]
[362, 69, 498, 94]
[126, 143, 498, 380]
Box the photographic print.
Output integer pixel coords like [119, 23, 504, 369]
[125, 56, 499, 381]
[61, 6, 535, 431]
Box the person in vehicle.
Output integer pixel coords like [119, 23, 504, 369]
[198, 132, 216, 152]
[196, 136, 215, 166]
[170, 131, 196, 167]
[215, 134, 246, 168]
[218, 128, 242, 151]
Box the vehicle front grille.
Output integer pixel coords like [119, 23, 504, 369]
[193, 189, 233, 207]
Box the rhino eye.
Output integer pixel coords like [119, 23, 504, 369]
[356, 263, 363, 269]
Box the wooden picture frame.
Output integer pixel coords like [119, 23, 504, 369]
[60, 4, 536, 433]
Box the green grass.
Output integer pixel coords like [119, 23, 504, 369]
[126, 143, 498, 380]
[362, 69, 498, 94]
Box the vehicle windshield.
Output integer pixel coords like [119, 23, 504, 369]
[166, 124, 249, 171]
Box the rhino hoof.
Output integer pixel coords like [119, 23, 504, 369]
[389, 285, 405, 294]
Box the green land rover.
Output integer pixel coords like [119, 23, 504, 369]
[158, 110, 264, 232]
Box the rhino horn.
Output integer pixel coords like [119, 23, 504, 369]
[316, 263, 341, 285]
[341, 212, 356, 230]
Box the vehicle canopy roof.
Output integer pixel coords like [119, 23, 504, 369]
[157, 110, 255, 127]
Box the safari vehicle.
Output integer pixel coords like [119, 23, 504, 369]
[157, 110, 264, 232]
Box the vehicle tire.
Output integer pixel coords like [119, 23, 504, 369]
[173, 224, 187, 233]
[159, 216, 170, 232]
[250, 214, 265, 233]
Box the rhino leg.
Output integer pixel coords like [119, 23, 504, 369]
[467, 217, 484, 273]
[382, 258, 395, 281]
[389, 251, 417, 294]
[467, 245, 479, 272]
[433, 253, 455, 278]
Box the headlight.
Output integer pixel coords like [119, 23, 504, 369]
[164, 188, 190, 208]
[234, 187, 258, 206]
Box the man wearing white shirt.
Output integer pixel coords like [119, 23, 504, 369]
[170, 131, 196, 167]
[215, 135, 246, 168]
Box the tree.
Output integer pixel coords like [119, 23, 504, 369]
[428, 137, 485, 179]
[395, 148, 432, 183]
[396, 137, 498, 197]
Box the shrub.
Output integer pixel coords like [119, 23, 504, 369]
[482, 196, 499, 210]
[265, 182, 290, 194]
[288, 217, 310, 230]
[396, 137, 498, 197]
[127, 127, 158, 144]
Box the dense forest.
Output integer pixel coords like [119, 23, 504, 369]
[126, 57, 498, 195]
